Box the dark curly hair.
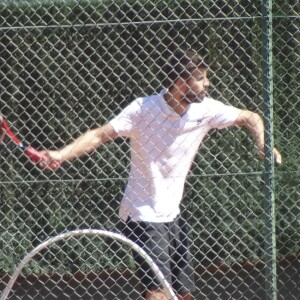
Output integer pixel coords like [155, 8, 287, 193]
[162, 50, 208, 88]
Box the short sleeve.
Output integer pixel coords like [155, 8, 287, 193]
[109, 99, 141, 137]
[209, 102, 240, 129]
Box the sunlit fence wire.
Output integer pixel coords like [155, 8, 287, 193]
[0, 1, 299, 299]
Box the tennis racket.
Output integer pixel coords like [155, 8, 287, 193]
[0, 229, 178, 300]
[1, 118, 45, 163]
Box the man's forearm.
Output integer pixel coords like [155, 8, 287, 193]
[246, 113, 265, 155]
[58, 129, 101, 161]
[235, 110, 282, 164]
[59, 124, 117, 162]
[236, 110, 265, 157]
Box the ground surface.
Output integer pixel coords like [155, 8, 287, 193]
[1, 259, 299, 300]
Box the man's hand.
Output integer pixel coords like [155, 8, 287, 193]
[274, 148, 282, 165]
[235, 110, 282, 166]
[0, 128, 5, 143]
[39, 150, 63, 170]
[259, 147, 282, 165]
[0, 113, 5, 143]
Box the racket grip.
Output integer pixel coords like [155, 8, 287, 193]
[25, 147, 46, 163]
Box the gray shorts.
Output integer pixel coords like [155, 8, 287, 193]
[121, 216, 195, 295]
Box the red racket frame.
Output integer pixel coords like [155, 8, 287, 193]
[1, 119, 44, 163]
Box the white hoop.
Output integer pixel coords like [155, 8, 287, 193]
[0, 229, 178, 300]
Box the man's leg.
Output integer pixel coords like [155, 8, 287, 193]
[122, 219, 172, 299]
[168, 217, 194, 300]
[121, 217, 194, 299]
[145, 290, 192, 300]
[145, 289, 169, 300]
[177, 293, 192, 300]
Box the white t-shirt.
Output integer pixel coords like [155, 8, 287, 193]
[109, 90, 240, 222]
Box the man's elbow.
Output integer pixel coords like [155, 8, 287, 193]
[235, 110, 262, 128]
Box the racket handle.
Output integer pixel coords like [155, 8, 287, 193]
[25, 147, 46, 163]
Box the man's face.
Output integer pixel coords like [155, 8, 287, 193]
[185, 67, 209, 102]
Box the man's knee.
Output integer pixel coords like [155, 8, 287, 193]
[145, 288, 170, 300]
[144, 289, 192, 300]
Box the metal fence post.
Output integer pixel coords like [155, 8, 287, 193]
[262, 0, 277, 299]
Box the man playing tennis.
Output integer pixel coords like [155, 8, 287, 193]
[40, 50, 282, 300]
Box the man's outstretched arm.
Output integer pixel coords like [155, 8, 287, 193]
[40, 123, 118, 169]
[235, 110, 282, 165]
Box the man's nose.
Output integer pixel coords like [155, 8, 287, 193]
[204, 78, 210, 87]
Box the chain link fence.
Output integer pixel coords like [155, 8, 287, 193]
[0, 0, 299, 299]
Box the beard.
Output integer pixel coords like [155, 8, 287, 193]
[185, 89, 207, 103]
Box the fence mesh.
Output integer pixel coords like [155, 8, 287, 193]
[0, 0, 299, 299]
